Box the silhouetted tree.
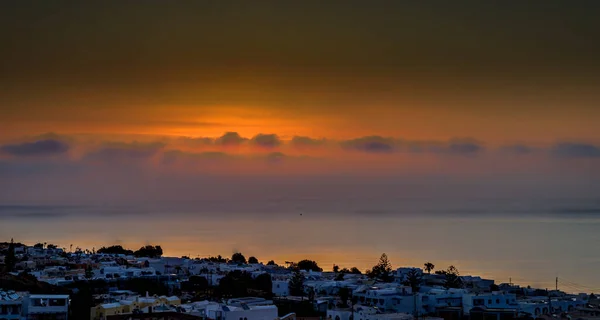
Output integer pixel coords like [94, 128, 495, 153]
[402, 269, 423, 293]
[207, 255, 227, 263]
[98, 245, 134, 255]
[289, 270, 305, 296]
[133, 245, 163, 258]
[4, 238, 16, 272]
[231, 252, 247, 264]
[248, 256, 259, 264]
[443, 265, 463, 289]
[267, 260, 277, 266]
[333, 265, 340, 273]
[297, 259, 322, 272]
[424, 262, 435, 274]
[350, 267, 362, 274]
[85, 265, 94, 279]
[254, 273, 273, 296]
[367, 253, 393, 282]
[338, 287, 351, 307]
[33, 243, 43, 249]
[218, 270, 253, 297]
[490, 284, 500, 291]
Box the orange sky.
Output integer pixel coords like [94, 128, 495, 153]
[1, 2, 600, 144]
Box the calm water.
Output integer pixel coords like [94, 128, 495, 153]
[1, 198, 599, 292]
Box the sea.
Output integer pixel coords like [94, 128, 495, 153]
[1, 197, 599, 292]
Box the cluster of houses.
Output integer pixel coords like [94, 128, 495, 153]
[1, 243, 599, 320]
[0, 288, 69, 320]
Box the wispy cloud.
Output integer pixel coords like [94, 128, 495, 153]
[0, 139, 70, 157]
[552, 143, 600, 158]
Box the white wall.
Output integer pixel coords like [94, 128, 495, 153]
[273, 280, 290, 297]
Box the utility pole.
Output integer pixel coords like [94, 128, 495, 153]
[556, 277, 558, 292]
[413, 292, 418, 320]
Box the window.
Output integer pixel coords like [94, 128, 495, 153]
[488, 299, 492, 305]
[335, 316, 341, 320]
[506, 299, 510, 304]
[496, 299, 500, 304]
[50, 299, 67, 306]
[474, 299, 485, 306]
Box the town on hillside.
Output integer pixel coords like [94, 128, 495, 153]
[1, 240, 598, 320]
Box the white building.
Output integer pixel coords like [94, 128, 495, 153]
[328, 305, 414, 320]
[420, 289, 465, 315]
[181, 300, 278, 320]
[24, 294, 70, 320]
[353, 286, 414, 313]
[272, 280, 290, 297]
[0, 290, 24, 320]
[462, 292, 518, 314]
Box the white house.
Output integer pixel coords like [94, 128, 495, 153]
[182, 300, 278, 320]
[24, 294, 70, 320]
[328, 305, 414, 320]
[273, 280, 290, 297]
[462, 292, 518, 314]
[0, 290, 24, 320]
[353, 286, 416, 314]
[419, 289, 465, 315]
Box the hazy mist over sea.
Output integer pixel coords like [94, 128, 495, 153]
[2, 192, 599, 292]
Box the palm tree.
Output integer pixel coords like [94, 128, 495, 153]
[424, 262, 435, 274]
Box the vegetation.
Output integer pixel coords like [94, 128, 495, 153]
[333, 265, 340, 273]
[337, 287, 351, 307]
[366, 253, 394, 282]
[296, 259, 322, 272]
[424, 262, 435, 274]
[248, 256, 259, 264]
[133, 245, 163, 258]
[216, 270, 273, 298]
[206, 255, 227, 263]
[85, 265, 94, 279]
[267, 260, 277, 266]
[97, 245, 134, 255]
[4, 238, 16, 272]
[402, 268, 423, 293]
[443, 265, 463, 289]
[289, 270, 305, 296]
[339, 267, 362, 274]
[231, 252, 247, 264]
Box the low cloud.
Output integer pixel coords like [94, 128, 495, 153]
[162, 150, 235, 165]
[0, 139, 70, 157]
[215, 132, 246, 146]
[552, 143, 600, 158]
[446, 141, 484, 155]
[84, 142, 165, 162]
[341, 136, 395, 153]
[252, 134, 281, 148]
[501, 144, 535, 155]
[290, 136, 326, 148]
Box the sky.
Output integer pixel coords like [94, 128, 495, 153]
[1, 1, 599, 203]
